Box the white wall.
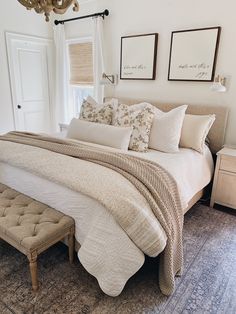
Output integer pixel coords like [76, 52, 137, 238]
[96, 0, 236, 145]
[0, 0, 52, 133]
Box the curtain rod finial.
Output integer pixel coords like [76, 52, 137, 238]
[104, 9, 109, 16]
[54, 20, 60, 25]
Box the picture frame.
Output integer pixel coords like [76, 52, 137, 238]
[120, 33, 158, 80]
[168, 26, 221, 82]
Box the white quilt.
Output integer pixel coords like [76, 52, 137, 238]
[0, 142, 213, 296]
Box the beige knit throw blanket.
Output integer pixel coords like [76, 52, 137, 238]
[0, 131, 184, 295]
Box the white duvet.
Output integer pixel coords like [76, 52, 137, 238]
[0, 142, 213, 296]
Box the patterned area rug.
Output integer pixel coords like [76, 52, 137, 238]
[0, 204, 235, 314]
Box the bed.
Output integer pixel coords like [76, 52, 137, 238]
[0, 99, 229, 297]
[106, 98, 229, 211]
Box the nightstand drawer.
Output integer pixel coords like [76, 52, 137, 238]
[220, 156, 236, 173]
[215, 172, 236, 208]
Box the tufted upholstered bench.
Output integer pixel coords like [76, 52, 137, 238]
[0, 183, 75, 291]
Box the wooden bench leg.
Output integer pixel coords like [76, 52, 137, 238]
[28, 252, 38, 291]
[68, 227, 74, 264]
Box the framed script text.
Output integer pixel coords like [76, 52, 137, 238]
[168, 27, 221, 82]
[120, 33, 158, 80]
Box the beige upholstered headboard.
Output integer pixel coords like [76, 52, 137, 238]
[105, 97, 229, 154]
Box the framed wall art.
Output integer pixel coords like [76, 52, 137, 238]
[120, 33, 158, 80]
[168, 26, 221, 82]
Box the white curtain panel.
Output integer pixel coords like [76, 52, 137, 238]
[53, 24, 69, 129]
[92, 16, 105, 103]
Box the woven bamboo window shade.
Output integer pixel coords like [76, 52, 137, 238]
[69, 42, 94, 85]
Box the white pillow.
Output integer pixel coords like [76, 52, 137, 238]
[180, 114, 216, 153]
[67, 118, 133, 150]
[149, 105, 188, 153]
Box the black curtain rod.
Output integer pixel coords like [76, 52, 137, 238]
[54, 9, 109, 25]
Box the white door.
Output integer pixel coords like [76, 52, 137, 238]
[6, 33, 52, 133]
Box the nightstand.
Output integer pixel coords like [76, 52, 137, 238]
[59, 123, 69, 132]
[210, 147, 236, 209]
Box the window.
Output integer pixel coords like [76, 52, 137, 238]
[67, 39, 94, 118]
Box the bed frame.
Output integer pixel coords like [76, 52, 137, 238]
[105, 97, 229, 213]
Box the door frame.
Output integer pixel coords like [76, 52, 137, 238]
[5, 32, 54, 131]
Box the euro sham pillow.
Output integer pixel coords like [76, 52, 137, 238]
[114, 104, 155, 152]
[79, 96, 118, 125]
[149, 105, 188, 153]
[67, 118, 133, 150]
[180, 114, 216, 153]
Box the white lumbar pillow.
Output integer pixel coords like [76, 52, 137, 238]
[67, 118, 133, 150]
[180, 114, 216, 153]
[148, 105, 188, 153]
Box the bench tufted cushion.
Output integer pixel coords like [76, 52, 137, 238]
[0, 183, 74, 252]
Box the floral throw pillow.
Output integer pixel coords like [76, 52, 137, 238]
[79, 97, 114, 125]
[114, 104, 155, 152]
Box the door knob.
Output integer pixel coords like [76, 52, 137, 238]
[17, 105, 21, 109]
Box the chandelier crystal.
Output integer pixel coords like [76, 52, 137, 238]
[17, 0, 79, 22]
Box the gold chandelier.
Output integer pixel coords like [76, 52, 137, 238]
[17, 0, 79, 22]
